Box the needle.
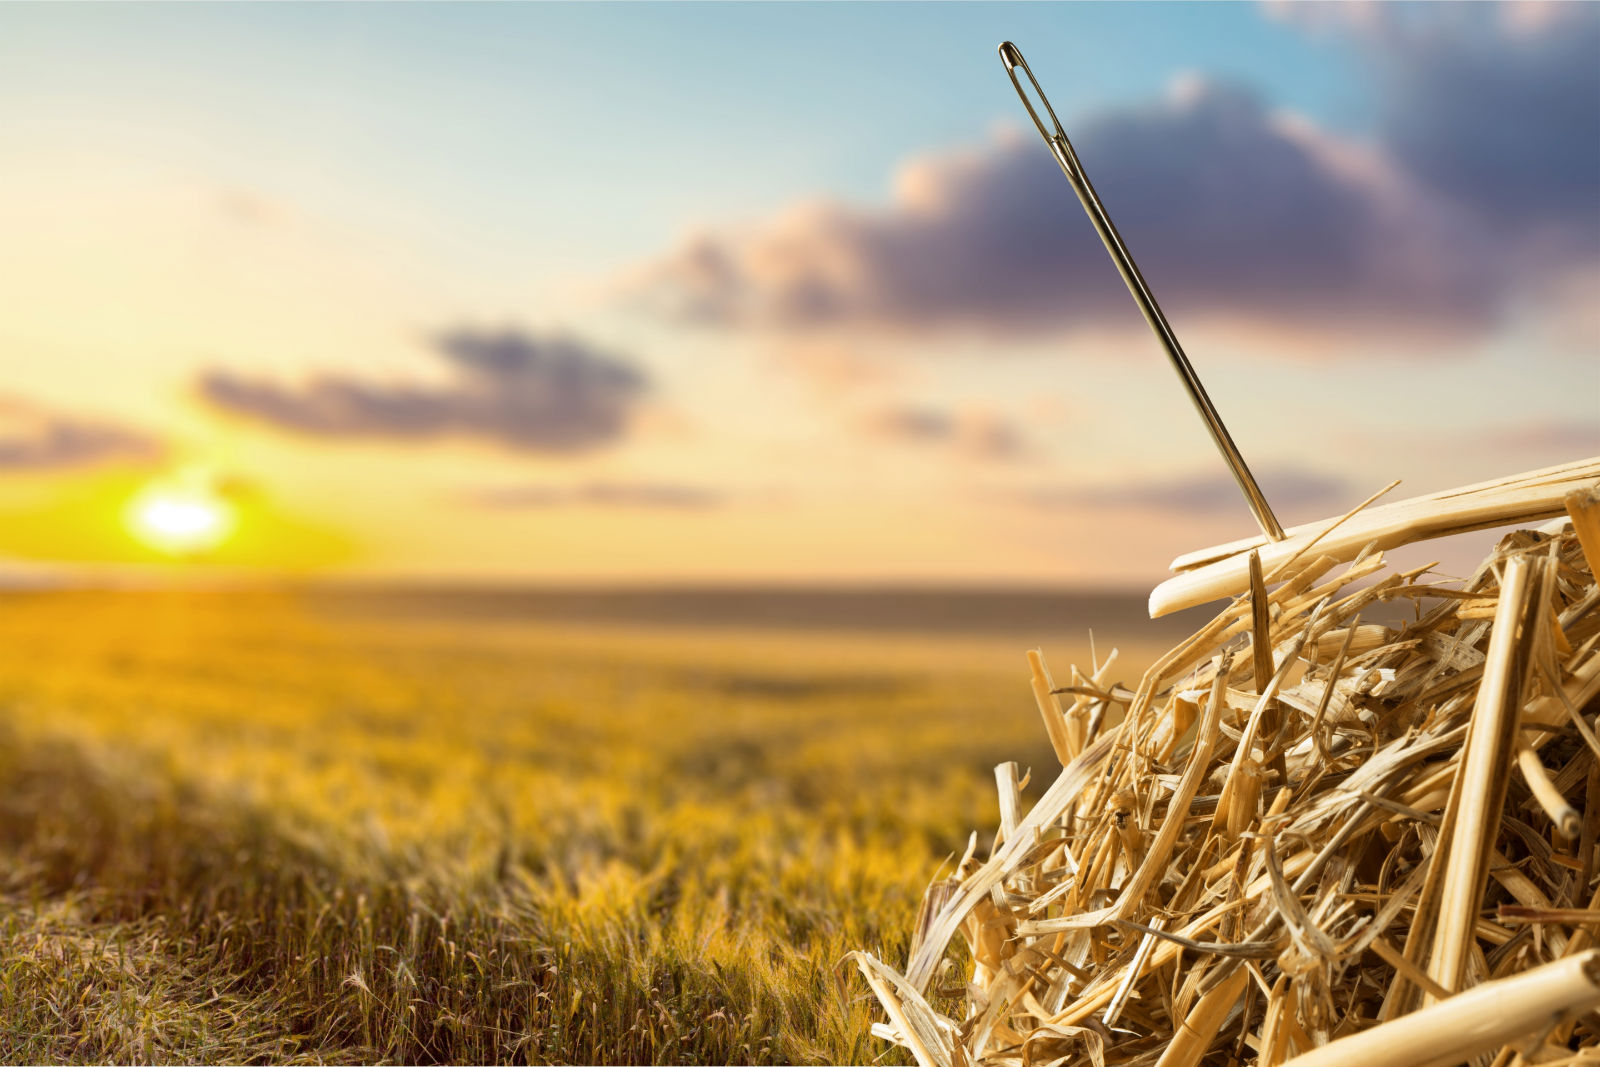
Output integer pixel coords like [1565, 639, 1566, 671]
[999, 41, 1287, 543]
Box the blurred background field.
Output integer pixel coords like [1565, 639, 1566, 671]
[0, 585, 1189, 1063]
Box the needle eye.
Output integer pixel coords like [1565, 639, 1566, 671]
[998, 42, 1068, 149]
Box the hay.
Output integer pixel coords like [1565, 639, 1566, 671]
[853, 464, 1600, 1066]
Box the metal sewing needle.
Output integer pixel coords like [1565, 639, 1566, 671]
[998, 41, 1287, 543]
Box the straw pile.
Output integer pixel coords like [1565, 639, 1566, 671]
[851, 462, 1600, 1067]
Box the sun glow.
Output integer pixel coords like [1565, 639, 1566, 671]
[127, 478, 235, 555]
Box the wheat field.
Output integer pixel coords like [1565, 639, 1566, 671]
[0, 588, 1176, 1064]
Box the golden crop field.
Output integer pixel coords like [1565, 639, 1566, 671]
[0, 588, 1178, 1064]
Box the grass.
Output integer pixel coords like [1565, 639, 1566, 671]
[0, 589, 1166, 1064]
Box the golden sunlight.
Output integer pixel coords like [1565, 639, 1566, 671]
[126, 477, 235, 555]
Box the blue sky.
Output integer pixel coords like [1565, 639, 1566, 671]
[0, 3, 1593, 585]
[0, 3, 1368, 276]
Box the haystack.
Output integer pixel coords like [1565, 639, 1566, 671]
[852, 457, 1600, 1066]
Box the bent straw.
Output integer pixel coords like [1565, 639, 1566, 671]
[1151, 455, 1600, 616]
[999, 41, 1286, 544]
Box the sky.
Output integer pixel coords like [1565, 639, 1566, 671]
[0, 1, 1595, 588]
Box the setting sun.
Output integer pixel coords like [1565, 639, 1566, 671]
[127, 478, 235, 555]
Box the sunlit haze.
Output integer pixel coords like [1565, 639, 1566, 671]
[127, 476, 235, 556]
[0, 2, 1594, 587]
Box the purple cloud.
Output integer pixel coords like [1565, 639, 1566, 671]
[1485, 419, 1600, 456]
[861, 405, 1025, 461]
[622, 7, 1596, 343]
[464, 481, 723, 510]
[624, 81, 1489, 337]
[0, 402, 162, 471]
[1311, 4, 1600, 246]
[1021, 466, 1348, 516]
[198, 328, 648, 454]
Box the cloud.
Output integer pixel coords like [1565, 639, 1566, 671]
[1020, 466, 1347, 516]
[1283, 3, 1599, 251]
[621, 6, 1595, 344]
[1484, 419, 1600, 456]
[860, 405, 1025, 461]
[622, 83, 1488, 338]
[0, 400, 162, 471]
[464, 480, 723, 510]
[198, 328, 649, 454]
[768, 340, 903, 396]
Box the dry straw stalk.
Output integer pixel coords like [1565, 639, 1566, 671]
[1150, 456, 1600, 617]
[1279, 949, 1600, 1067]
[855, 461, 1600, 1066]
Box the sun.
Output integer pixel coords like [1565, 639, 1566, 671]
[127, 478, 236, 556]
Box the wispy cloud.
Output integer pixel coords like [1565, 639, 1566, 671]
[464, 481, 724, 510]
[1485, 419, 1600, 456]
[1020, 466, 1348, 516]
[860, 405, 1025, 461]
[198, 328, 649, 454]
[0, 400, 162, 471]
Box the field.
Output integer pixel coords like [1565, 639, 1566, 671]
[0, 587, 1182, 1064]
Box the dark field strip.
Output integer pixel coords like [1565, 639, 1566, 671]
[289, 584, 1211, 639]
